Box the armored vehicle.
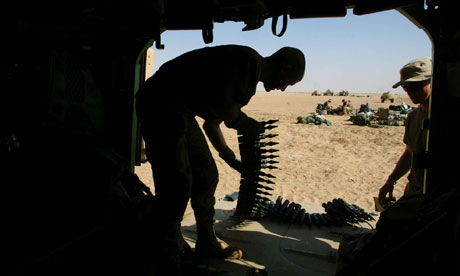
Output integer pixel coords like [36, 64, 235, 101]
[381, 91, 395, 102]
[324, 89, 334, 96]
[312, 90, 323, 96]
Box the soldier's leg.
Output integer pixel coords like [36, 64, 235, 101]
[186, 117, 218, 231]
[145, 114, 191, 224]
[142, 113, 192, 274]
[186, 117, 243, 259]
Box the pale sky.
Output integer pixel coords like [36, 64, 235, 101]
[150, 9, 432, 94]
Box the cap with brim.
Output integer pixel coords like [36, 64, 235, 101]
[392, 56, 432, 88]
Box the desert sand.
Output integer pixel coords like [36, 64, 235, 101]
[135, 92, 413, 212]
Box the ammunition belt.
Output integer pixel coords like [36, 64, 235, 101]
[266, 196, 376, 228]
[234, 119, 279, 219]
[234, 118, 376, 227]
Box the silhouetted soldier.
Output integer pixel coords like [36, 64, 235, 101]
[136, 44, 305, 275]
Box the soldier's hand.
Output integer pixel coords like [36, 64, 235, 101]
[219, 146, 243, 173]
[225, 111, 264, 140]
[378, 178, 394, 206]
[241, 120, 265, 140]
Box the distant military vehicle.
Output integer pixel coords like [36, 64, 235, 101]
[324, 89, 334, 96]
[381, 91, 395, 103]
[339, 90, 349, 96]
[312, 90, 323, 96]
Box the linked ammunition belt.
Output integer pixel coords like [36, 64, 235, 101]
[234, 119, 279, 219]
[266, 196, 375, 227]
[235, 118, 376, 227]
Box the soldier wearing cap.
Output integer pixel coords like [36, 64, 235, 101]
[378, 57, 432, 205]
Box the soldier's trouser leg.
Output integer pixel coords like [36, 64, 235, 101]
[142, 113, 192, 274]
[186, 117, 218, 233]
[186, 118, 243, 260]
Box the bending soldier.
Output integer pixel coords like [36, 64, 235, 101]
[136, 45, 305, 274]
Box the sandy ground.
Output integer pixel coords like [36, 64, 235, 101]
[135, 92, 413, 212]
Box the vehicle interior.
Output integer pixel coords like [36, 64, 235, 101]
[3, 0, 459, 275]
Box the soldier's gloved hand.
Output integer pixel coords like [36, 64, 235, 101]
[225, 111, 264, 140]
[219, 146, 243, 173]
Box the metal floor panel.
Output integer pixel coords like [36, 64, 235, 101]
[181, 196, 377, 276]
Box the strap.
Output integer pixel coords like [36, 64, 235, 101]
[202, 25, 214, 44]
[272, 13, 288, 37]
[411, 151, 433, 169]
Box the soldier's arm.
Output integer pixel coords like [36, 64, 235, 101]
[378, 145, 412, 203]
[203, 119, 227, 153]
[389, 145, 412, 181]
[203, 119, 243, 173]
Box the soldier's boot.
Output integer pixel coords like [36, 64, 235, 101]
[195, 226, 243, 260]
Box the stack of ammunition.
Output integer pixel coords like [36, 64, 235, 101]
[266, 196, 345, 227]
[265, 196, 376, 228]
[322, 198, 376, 225]
[234, 120, 279, 218]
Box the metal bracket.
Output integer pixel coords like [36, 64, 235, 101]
[155, 33, 165, 50]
